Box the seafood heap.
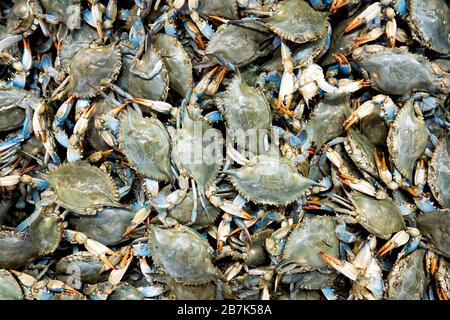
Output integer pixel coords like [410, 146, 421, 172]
[0, 0, 449, 300]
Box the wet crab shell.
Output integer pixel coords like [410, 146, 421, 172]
[344, 129, 378, 178]
[171, 109, 222, 188]
[197, 0, 239, 20]
[6, 0, 39, 35]
[65, 42, 122, 98]
[408, 0, 450, 54]
[322, 11, 367, 66]
[416, 209, 450, 258]
[226, 155, 321, 206]
[278, 216, 339, 273]
[205, 24, 270, 68]
[428, 136, 450, 208]
[147, 224, 224, 285]
[39, 0, 81, 30]
[304, 93, 352, 149]
[69, 207, 136, 246]
[0, 230, 39, 269]
[160, 275, 220, 300]
[215, 73, 272, 131]
[282, 270, 336, 290]
[243, 229, 273, 267]
[59, 23, 99, 70]
[167, 189, 220, 229]
[386, 249, 429, 300]
[152, 34, 193, 97]
[107, 283, 144, 300]
[55, 251, 107, 285]
[118, 108, 173, 182]
[387, 99, 428, 182]
[117, 45, 169, 101]
[260, 29, 330, 71]
[44, 162, 121, 215]
[0, 269, 24, 300]
[87, 97, 115, 151]
[28, 212, 63, 256]
[352, 46, 446, 96]
[263, 0, 329, 44]
[349, 190, 406, 240]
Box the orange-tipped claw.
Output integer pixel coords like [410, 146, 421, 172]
[437, 287, 449, 301]
[342, 114, 358, 130]
[64, 287, 82, 295]
[331, 0, 348, 13]
[100, 256, 117, 270]
[119, 247, 131, 269]
[425, 250, 437, 275]
[121, 226, 135, 238]
[389, 37, 396, 49]
[226, 228, 241, 238]
[319, 251, 342, 267]
[345, 17, 363, 33]
[377, 241, 395, 257]
[374, 149, 387, 171]
[339, 173, 358, 184]
[209, 15, 227, 23]
[332, 53, 349, 66]
[196, 35, 205, 50]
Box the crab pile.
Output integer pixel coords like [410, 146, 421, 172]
[0, 0, 449, 300]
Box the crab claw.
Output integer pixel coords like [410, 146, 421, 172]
[122, 208, 150, 238]
[377, 230, 410, 256]
[331, 0, 349, 13]
[206, 67, 227, 95]
[374, 149, 398, 189]
[344, 3, 382, 33]
[338, 174, 377, 197]
[437, 287, 449, 301]
[342, 99, 374, 129]
[332, 52, 349, 66]
[425, 250, 438, 275]
[319, 252, 359, 281]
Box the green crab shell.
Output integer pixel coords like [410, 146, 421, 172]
[416, 209, 450, 258]
[408, 0, 450, 54]
[386, 249, 429, 300]
[66, 42, 122, 98]
[215, 74, 272, 131]
[197, 0, 239, 20]
[305, 93, 352, 149]
[353, 46, 443, 96]
[44, 162, 121, 215]
[263, 0, 329, 44]
[0, 230, 39, 269]
[117, 47, 169, 101]
[70, 207, 136, 246]
[167, 189, 220, 229]
[147, 224, 224, 285]
[344, 128, 378, 177]
[226, 156, 321, 206]
[387, 99, 428, 182]
[118, 108, 173, 182]
[28, 212, 64, 256]
[55, 251, 107, 285]
[428, 137, 450, 208]
[0, 269, 24, 300]
[171, 112, 222, 187]
[205, 24, 270, 68]
[278, 216, 339, 272]
[152, 33, 193, 97]
[350, 191, 405, 240]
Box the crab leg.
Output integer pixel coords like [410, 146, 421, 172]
[276, 41, 296, 117]
[344, 2, 382, 33]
